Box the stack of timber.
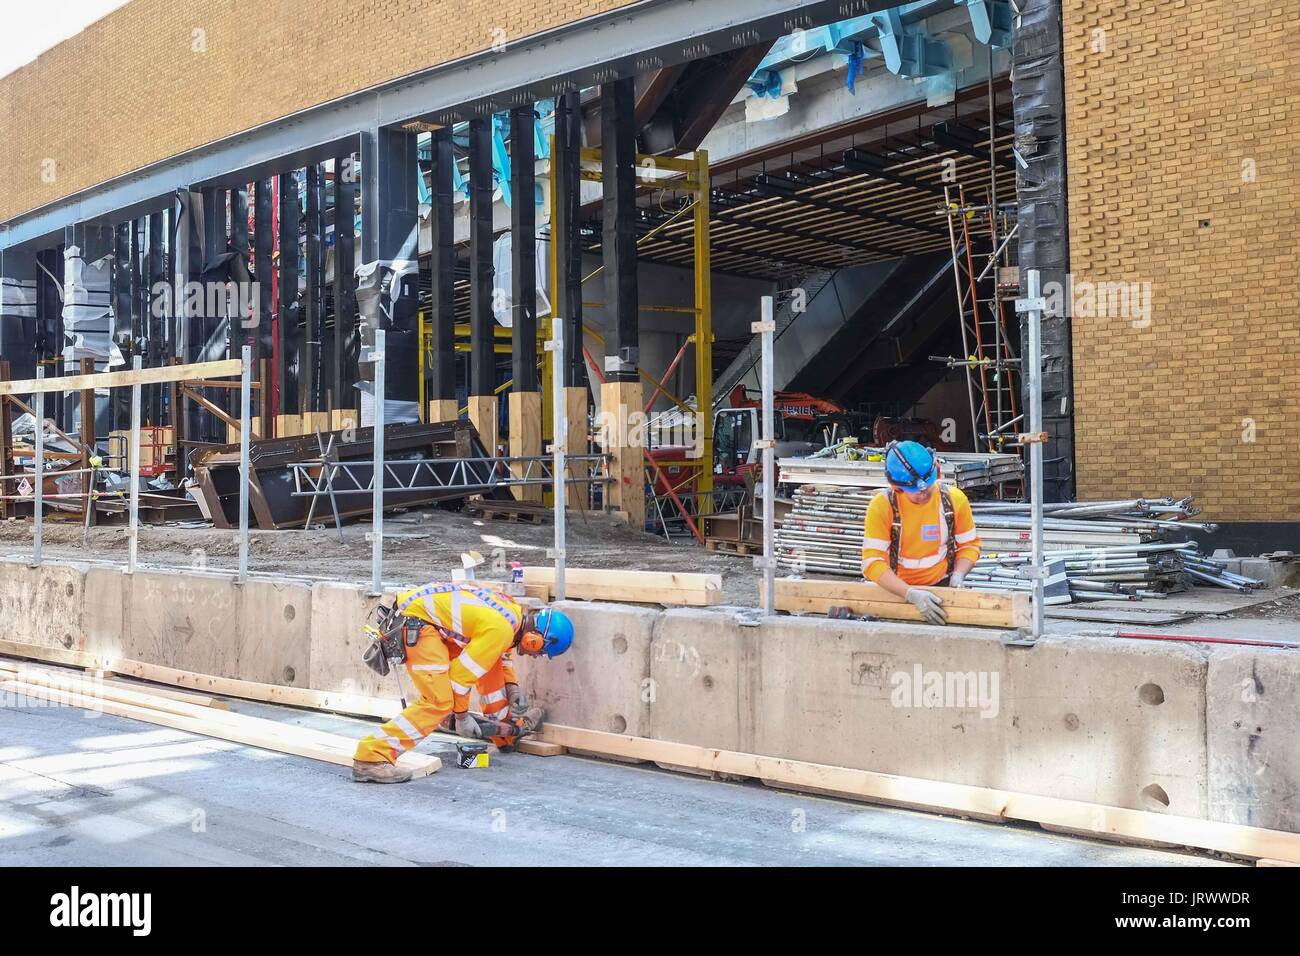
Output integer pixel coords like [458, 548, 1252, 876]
[522, 567, 723, 606]
[0, 655, 440, 777]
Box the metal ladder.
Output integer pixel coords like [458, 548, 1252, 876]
[943, 184, 1021, 455]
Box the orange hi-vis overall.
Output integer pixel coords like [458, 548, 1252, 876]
[354, 583, 525, 764]
[860, 483, 981, 587]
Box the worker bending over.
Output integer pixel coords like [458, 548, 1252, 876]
[353, 582, 574, 783]
[860, 441, 981, 625]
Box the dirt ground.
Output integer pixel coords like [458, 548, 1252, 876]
[0, 503, 767, 605]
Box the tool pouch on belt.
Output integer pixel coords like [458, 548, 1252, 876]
[361, 609, 420, 677]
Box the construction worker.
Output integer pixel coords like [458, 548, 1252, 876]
[859, 441, 981, 626]
[352, 582, 575, 783]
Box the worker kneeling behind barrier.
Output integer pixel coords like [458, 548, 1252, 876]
[353, 582, 574, 784]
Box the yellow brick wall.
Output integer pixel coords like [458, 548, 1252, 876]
[1063, 0, 1300, 521]
[0, 0, 637, 223]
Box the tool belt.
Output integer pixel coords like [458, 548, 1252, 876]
[361, 609, 426, 677]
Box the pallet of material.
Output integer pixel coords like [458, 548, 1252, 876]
[536, 723, 1300, 864]
[466, 497, 551, 524]
[0, 660, 439, 777]
[704, 537, 758, 556]
[522, 566, 723, 606]
[775, 577, 1029, 628]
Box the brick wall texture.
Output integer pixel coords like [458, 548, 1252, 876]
[0, 0, 636, 223]
[1063, 0, 1300, 521]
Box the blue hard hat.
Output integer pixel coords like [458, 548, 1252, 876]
[535, 607, 575, 658]
[884, 441, 939, 492]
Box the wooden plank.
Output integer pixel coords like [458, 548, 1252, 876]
[0, 641, 400, 719]
[2, 677, 439, 777]
[0, 358, 243, 396]
[100, 677, 231, 710]
[0, 640, 108, 670]
[775, 578, 1029, 628]
[508, 390, 543, 503]
[467, 394, 498, 454]
[0, 659, 227, 710]
[427, 399, 458, 424]
[105, 658, 401, 719]
[522, 566, 722, 606]
[515, 738, 566, 757]
[181, 384, 240, 431]
[538, 723, 1300, 864]
[599, 380, 645, 529]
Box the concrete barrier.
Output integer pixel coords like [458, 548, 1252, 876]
[82, 565, 124, 659]
[1207, 646, 1300, 832]
[0, 558, 88, 651]
[308, 581, 397, 700]
[521, 601, 656, 738]
[752, 615, 1015, 788]
[2, 558, 1297, 832]
[1008, 634, 1207, 818]
[648, 608, 749, 750]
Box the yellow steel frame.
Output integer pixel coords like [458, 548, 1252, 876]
[545, 143, 713, 513]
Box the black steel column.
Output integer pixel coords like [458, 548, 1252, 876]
[555, 91, 585, 386]
[601, 78, 638, 381]
[0, 249, 38, 383]
[333, 153, 357, 410]
[468, 117, 496, 398]
[302, 164, 322, 412]
[1013, 0, 1074, 500]
[111, 222, 133, 429]
[510, 107, 538, 393]
[359, 126, 420, 402]
[146, 212, 164, 422]
[429, 128, 456, 404]
[253, 179, 274, 408]
[277, 171, 300, 415]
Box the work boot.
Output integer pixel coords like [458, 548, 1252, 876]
[518, 705, 546, 735]
[351, 759, 413, 784]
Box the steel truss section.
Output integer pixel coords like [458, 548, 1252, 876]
[290, 453, 610, 499]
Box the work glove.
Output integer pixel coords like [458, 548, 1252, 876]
[505, 683, 527, 711]
[454, 712, 482, 739]
[948, 570, 967, 589]
[905, 587, 948, 626]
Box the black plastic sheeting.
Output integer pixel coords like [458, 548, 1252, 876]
[1012, 0, 1075, 501]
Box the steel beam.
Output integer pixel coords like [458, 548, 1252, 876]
[429, 130, 456, 404]
[253, 179, 274, 389]
[277, 171, 300, 415]
[601, 78, 639, 382]
[302, 164, 323, 412]
[467, 117, 495, 398]
[333, 154, 358, 409]
[1, 0, 859, 252]
[146, 212, 165, 422]
[553, 91, 585, 387]
[510, 106, 538, 393]
[112, 222, 133, 430]
[359, 127, 420, 403]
